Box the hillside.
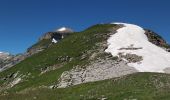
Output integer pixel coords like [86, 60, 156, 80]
[1, 73, 170, 100]
[0, 23, 170, 99]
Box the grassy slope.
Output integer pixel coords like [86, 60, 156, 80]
[0, 24, 116, 93]
[1, 73, 170, 100]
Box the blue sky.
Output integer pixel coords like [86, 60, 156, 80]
[0, 0, 170, 54]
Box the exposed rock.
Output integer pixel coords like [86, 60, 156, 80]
[57, 59, 137, 88]
[119, 44, 143, 50]
[39, 32, 64, 41]
[144, 29, 170, 48]
[118, 53, 143, 63]
[10, 77, 22, 87]
[27, 46, 46, 55]
[0, 52, 13, 70]
[56, 56, 72, 62]
[39, 27, 73, 41]
[39, 32, 53, 40]
[0, 53, 28, 72]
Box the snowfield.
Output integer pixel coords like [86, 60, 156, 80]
[106, 23, 170, 73]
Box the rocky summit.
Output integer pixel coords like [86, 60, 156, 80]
[0, 23, 170, 100]
[39, 27, 73, 41]
[27, 27, 74, 55]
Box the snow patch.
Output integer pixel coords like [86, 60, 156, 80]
[105, 23, 170, 73]
[57, 27, 67, 32]
[52, 38, 57, 43]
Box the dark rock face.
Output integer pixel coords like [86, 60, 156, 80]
[39, 32, 71, 41]
[39, 27, 74, 41]
[144, 29, 170, 49]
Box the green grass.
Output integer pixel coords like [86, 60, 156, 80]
[0, 24, 117, 93]
[1, 73, 170, 100]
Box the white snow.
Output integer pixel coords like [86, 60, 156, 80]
[52, 38, 57, 43]
[56, 27, 73, 33]
[105, 23, 170, 73]
[57, 27, 67, 32]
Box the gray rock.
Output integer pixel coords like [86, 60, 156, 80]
[57, 59, 137, 88]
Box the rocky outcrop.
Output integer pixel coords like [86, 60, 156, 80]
[39, 27, 74, 41]
[39, 32, 54, 40]
[0, 52, 13, 71]
[144, 29, 170, 49]
[27, 45, 47, 55]
[118, 53, 143, 63]
[57, 59, 137, 88]
[39, 31, 72, 41]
